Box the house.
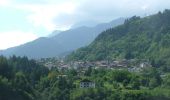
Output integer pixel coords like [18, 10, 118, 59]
[80, 79, 95, 88]
[140, 62, 152, 68]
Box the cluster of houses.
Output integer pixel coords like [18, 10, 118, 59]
[37, 58, 152, 73]
[63, 60, 151, 71]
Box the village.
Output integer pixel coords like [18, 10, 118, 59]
[37, 58, 152, 73]
[37, 58, 153, 88]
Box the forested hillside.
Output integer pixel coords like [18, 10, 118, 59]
[1, 56, 170, 100]
[67, 10, 170, 69]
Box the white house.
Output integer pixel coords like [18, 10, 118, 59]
[80, 79, 95, 88]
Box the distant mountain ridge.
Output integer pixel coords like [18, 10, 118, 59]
[48, 30, 62, 37]
[0, 18, 125, 59]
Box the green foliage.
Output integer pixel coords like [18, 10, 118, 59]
[70, 88, 110, 100]
[0, 56, 49, 100]
[0, 56, 13, 78]
[162, 74, 170, 88]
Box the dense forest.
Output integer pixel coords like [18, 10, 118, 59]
[67, 9, 170, 70]
[1, 56, 170, 100]
[0, 55, 49, 100]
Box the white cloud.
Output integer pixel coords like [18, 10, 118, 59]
[12, 1, 78, 31]
[3, 0, 170, 32]
[0, 0, 11, 6]
[0, 0, 78, 31]
[141, 4, 149, 10]
[0, 31, 38, 50]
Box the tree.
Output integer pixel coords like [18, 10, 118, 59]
[84, 67, 92, 76]
[0, 56, 13, 78]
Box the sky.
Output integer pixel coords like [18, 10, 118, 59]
[0, 0, 170, 50]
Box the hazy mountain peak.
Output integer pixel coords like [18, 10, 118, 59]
[48, 30, 62, 37]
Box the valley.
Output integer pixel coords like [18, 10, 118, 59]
[1, 8, 170, 100]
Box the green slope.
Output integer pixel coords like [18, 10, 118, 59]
[67, 9, 170, 68]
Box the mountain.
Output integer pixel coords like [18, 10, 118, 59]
[67, 10, 170, 68]
[0, 37, 65, 58]
[48, 30, 62, 37]
[0, 18, 125, 59]
[71, 20, 99, 29]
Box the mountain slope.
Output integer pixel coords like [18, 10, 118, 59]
[1, 37, 65, 58]
[48, 30, 62, 37]
[0, 18, 125, 59]
[67, 10, 170, 67]
[52, 18, 125, 51]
